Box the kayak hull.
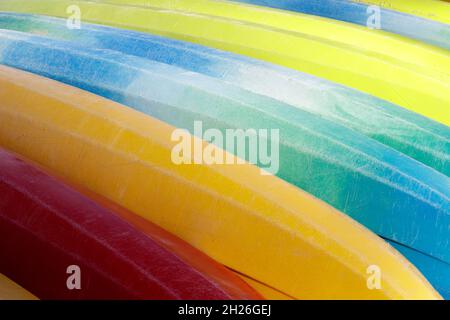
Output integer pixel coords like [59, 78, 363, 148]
[0, 29, 448, 284]
[0, 148, 256, 300]
[0, 0, 448, 126]
[0, 65, 440, 299]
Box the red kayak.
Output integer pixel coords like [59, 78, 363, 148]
[0, 148, 261, 300]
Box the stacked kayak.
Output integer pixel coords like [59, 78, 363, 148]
[1, 65, 439, 299]
[235, 0, 450, 49]
[0, 13, 448, 176]
[1, 0, 448, 126]
[0, 147, 261, 300]
[0, 0, 448, 300]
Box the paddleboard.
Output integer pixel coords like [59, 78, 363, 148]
[0, 0, 448, 126]
[0, 65, 440, 299]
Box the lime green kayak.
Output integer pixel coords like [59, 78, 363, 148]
[0, 0, 449, 126]
[355, 0, 450, 25]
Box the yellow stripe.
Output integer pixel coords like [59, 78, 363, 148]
[1, 0, 448, 126]
[102, 0, 450, 74]
[355, 0, 450, 25]
[0, 274, 37, 300]
[0, 65, 441, 299]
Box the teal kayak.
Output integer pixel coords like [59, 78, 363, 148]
[0, 24, 449, 296]
[0, 13, 448, 177]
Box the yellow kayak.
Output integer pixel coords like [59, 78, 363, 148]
[0, 65, 441, 299]
[355, 0, 450, 25]
[237, 275, 293, 300]
[0, 1, 448, 126]
[102, 0, 450, 74]
[0, 274, 37, 300]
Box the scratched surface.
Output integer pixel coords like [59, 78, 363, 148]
[0, 13, 448, 176]
[0, 19, 449, 298]
[236, 0, 450, 50]
[0, 1, 448, 128]
[2, 65, 440, 299]
[0, 148, 252, 299]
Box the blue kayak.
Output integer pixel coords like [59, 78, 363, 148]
[0, 13, 448, 177]
[389, 240, 450, 300]
[0, 21, 449, 297]
[235, 0, 450, 50]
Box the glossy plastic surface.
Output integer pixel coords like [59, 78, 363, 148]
[0, 14, 448, 176]
[1, 30, 449, 280]
[0, 65, 440, 299]
[0, 0, 448, 126]
[0, 148, 257, 300]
